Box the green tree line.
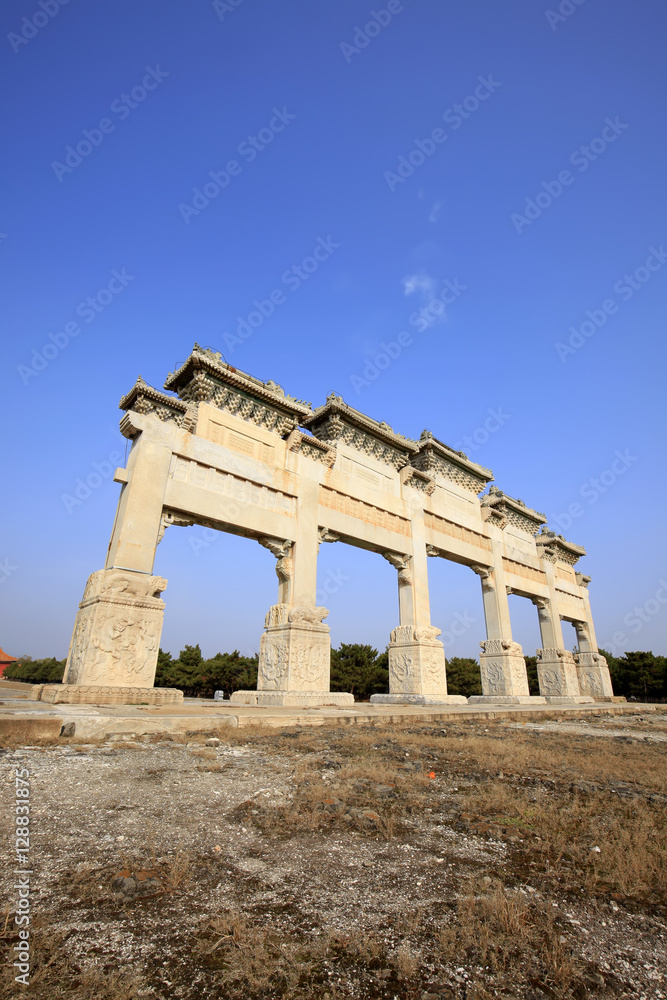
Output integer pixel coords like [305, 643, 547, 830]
[5, 648, 667, 701]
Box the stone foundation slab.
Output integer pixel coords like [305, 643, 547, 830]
[543, 695, 594, 704]
[468, 695, 547, 705]
[370, 693, 467, 706]
[30, 685, 183, 706]
[230, 690, 354, 707]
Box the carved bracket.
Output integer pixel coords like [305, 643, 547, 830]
[157, 509, 196, 545]
[382, 551, 412, 586]
[400, 465, 436, 496]
[258, 537, 294, 583]
[317, 527, 340, 548]
[470, 563, 495, 593]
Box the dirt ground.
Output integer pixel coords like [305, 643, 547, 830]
[1, 710, 666, 1000]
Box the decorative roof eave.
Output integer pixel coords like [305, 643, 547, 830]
[416, 430, 493, 482]
[163, 344, 312, 419]
[536, 527, 586, 561]
[119, 377, 187, 414]
[303, 393, 419, 455]
[482, 486, 547, 526]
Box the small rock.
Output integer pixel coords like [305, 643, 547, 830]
[206, 738, 221, 747]
[482, 876, 492, 885]
[362, 859, 373, 868]
[590, 845, 601, 853]
[321, 797, 345, 813]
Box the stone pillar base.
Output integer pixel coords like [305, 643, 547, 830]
[370, 693, 467, 706]
[230, 690, 354, 707]
[479, 639, 530, 698]
[387, 625, 452, 699]
[574, 652, 614, 701]
[63, 569, 167, 688]
[468, 695, 547, 705]
[536, 648, 583, 700]
[542, 695, 594, 704]
[246, 604, 338, 705]
[30, 684, 183, 706]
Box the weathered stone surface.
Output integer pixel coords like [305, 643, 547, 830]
[575, 652, 614, 701]
[57, 346, 611, 706]
[536, 648, 593, 703]
[33, 685, 183, 706]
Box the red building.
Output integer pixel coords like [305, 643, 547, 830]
[0, 647, 18, 678]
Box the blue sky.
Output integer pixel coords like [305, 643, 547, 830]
[1, 0, 666, 662]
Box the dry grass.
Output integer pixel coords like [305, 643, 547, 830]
[461, 781, 667, 902]
[437, 886, 576, 995]
[233, 756, 437, 840]
[0, 919, 145, 1000]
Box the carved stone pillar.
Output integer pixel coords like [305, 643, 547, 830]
[371, 540, 466, 706]
[574, 650, 614, 700]
[33, 416, 182, 706]
[231, 502, 353, 706]
[33, 568, 182, 706]
[230, 604, 353, 707]
[371, 623, 466, 706]
[532, 598, 592, 703]
[467, 564, 543, 704]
